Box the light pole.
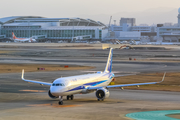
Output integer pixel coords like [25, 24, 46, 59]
[71, 19, 74, 42]
[28, 21, 30, 38]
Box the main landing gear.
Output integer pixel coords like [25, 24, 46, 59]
[67, 95, 74, 100]
[97, 99, 104, 101]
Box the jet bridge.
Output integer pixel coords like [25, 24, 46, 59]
[0, 35, 6, 39]
[71, 35, 92, 42]
[32, 35, 47, 39]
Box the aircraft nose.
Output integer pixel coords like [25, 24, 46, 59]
[50, 86, 64, 96]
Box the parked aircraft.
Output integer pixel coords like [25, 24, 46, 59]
[11, 32, 36, 42]
[21, 48, 166, 105]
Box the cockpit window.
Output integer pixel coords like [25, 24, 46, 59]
[52, 83, 64, 86]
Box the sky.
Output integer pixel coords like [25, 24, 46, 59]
[0, 0, 180, 25]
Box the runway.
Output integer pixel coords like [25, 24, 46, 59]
[1, 46, 180, 120]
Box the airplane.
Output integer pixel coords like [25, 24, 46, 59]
[11, 32, 36, 43]
[21, 48, 166, 105]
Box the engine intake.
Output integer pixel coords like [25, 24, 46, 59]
[95, 88, 110, 100]
[48, 90, 58, 99]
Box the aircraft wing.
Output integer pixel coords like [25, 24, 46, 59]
[21, 69, 52, 86]
[115, 74, 136, 77]
[88, 72, 166, 90]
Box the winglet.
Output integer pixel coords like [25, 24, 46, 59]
[158, 72, 166, 83]
[22, 69, 24, 80]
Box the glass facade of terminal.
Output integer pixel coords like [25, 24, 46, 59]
[0, 28, 96, 39]
[0, 17, 107, 41]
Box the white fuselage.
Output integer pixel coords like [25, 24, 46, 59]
[12, 32, 36, 42]
[50, 72, 114, 96]
[13, 38, 36, 42]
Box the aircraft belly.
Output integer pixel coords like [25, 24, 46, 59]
[64, 90, 82, 95]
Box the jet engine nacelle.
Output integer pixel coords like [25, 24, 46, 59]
[48, 90, 58, 99]
[95, 88, 110, 100]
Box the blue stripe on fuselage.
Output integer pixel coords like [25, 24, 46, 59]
[83, 80, 107, 86]
[91, 80, 107, 86]
[65, 80, 108, 92]
[66, 86, 85, 92]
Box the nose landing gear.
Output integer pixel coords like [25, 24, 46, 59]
[59, 96, 63, 105]
[59, 95, 74, 105]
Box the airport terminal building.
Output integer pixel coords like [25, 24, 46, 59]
[0, 16, 108, 42]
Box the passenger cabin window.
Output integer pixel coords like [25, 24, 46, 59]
[52, 83, 64, 86]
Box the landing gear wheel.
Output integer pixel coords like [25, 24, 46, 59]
[70, 95, 74, 100]
[58, 96, 63, 105]
[67, 96, 69, 100]
[59, 101, 63, 105]
[97, 99, 104, 101]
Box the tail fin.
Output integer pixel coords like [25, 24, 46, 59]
[12, 32, 17, 39]
[104, 48, 113, 73]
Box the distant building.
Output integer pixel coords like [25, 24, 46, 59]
[157, 27, 180, 42]
[139, 24, 149, 26]
[178, 8, 180, 26]
[119, 32, 141, 40]
[164, 23, 173, 27]
[120, 18, 136, 26]
[173, 23, 179, 27]
[156, 8, 180, 42]
[104, 17, 158, 41]
[106, 7, 180, 42]
[0, 16, 108, 42]
[106, 23, 156, 41]
[157, 24, 163, 27]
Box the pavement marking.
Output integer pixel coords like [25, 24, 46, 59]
[126, 110, 180, 120]
[27, 103, 81, 108]
[19, 90, 47, 92]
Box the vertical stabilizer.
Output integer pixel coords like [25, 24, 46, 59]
[104, 48, 113, 73]
[12, 32, 17, 39]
